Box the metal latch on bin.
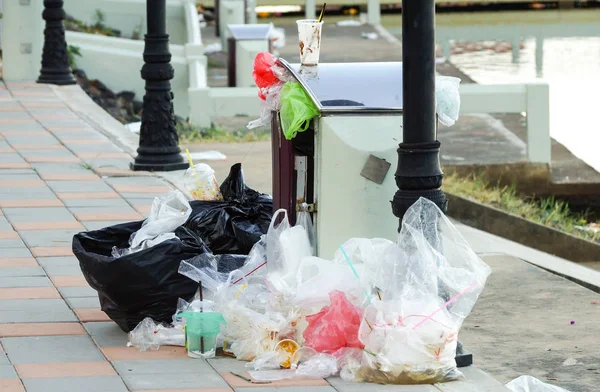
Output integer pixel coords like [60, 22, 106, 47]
[296, 202, 317, 213]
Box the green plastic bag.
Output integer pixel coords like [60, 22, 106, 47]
[279, 82, 320, 140]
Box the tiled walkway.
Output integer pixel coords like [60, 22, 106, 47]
[0, 81, 511, 392]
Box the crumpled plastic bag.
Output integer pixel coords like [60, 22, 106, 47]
[506, 376, 572, 392]
[279, 82, 320, 140]
[436, 75, 461, 127]
[303, 291, 364, 353]
[112, 190, 191, 257]
[354, 197, 491, 385]
[249, 352, 339, 381]
[252, 52, 281, 93]
[128, 317, 185, 351]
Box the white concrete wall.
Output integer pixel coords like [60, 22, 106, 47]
[64, 0, 187, 45]
[1, 0, 44, 82]
[66, 31, 190, 119]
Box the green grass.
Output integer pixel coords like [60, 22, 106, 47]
[443, 172, 600, 243]
[177, 122, 270, 144]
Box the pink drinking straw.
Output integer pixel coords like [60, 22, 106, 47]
[412, 281, 479, 330]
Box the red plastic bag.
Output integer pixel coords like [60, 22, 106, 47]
[303, 291, 364, 353]
[253, 52, 280, 98]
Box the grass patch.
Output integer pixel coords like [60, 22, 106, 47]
[443, 172, 600, 243]
[177, 122, 270, 144]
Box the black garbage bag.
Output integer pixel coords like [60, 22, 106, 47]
[185, 163, 273, 254]
[73, 221, 210, 332]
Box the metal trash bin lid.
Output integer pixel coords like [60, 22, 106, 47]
[278, 58, 403, 114]
[227, 24, 273, 40]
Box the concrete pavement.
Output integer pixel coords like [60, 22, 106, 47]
[1, 81, 599, 391]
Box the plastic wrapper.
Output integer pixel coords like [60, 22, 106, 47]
[506, 376, 572, 392]
[252, 52, 280, 92]
[112, 190, 191, 257]
[184, 163, 224, 201]
[185, 163, 273, 255]
[354, 197, 491, 385]
[303, 291, 364, 353]
[279, 82, 320, 140]
[436, 75, 461, 127]
[73, 222, 209, 332]
[128, 317, 185, 351]
[249, 353, 338, 381]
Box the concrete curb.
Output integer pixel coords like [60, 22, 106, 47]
[446, 192, 600, 263]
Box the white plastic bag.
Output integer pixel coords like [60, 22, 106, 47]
[112, 190, 191, 257]
[436, 75, 461, 127]
[128, 317, 185, 351]
[506, 376, 572, 392]
[295, 203, 316, 255]
[355, 198, 491, 384]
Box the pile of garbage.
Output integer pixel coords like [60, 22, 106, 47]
[72, 159, 491, 385]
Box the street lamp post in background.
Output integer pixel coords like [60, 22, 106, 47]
[37, 0, 76, 85]
[131, 0, 188, 172]
[393, 0, 472, 367]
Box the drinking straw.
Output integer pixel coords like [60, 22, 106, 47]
[339, 245, 372, 301]
[317, 3, 326, 23]
[412, 281, 479, 331]
[198, 282, 204, 354]
[185, 148, 203, 191]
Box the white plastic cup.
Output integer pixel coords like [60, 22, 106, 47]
[296, 19, 323, 66]
[183, 163, 223, 201]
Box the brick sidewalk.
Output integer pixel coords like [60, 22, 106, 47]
[0, 81, 512, 392]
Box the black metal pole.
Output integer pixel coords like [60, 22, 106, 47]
[131, 0, 188, 172]
[392, 0, 447, 223]
[394, 1, 472, 368]
[37, 0, 76, 85]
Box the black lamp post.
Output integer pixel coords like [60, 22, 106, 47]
[131, 0, 189, 172]
[37, 0, 76, 85]
[393, 0, 471, 368]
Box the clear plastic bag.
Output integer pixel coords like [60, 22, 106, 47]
[249, 353, 338, 381]
[436, 75, 461, 127]
[112, 190, 191, 257]
[128, 317, 185, 351]
[506, 376, 572, 392]
[355, 197, 491, 385]
[295, 203, 316, 255]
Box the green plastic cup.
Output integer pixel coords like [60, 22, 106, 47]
[182, 312, 226, 359]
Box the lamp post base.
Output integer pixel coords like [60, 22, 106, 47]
[130, 161, 189, 172]
[37, 71, 75, 86]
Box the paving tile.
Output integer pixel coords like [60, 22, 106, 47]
[94, 167, 154, 177]
[0, 154, 28, 164]
[74, 308, 111, 322]
[0, 348, 8, 365]
[1, 249, 32, 258]
[36, 256, 78, 268]
[44, 264, 83, 277]
[122, 373, 230, 391]
[80, 158, 131, 169]
[0, 323, 86, 337]
[0, 277, 51, 288]
[50, 130, 106, 140]
[9, 144, 63, 150]
[31, 247, 74, 257]
[220, 372, 330, 389]
[105, 177, 168, 186]
[58, 286, 97, 298]
[50, 275, 88, 287]
[29, 162, 92, 174]
[0, 299, 76, 322]
[83, 221, 123, 231]
[83, 322, 128, 348]
[18, 230, 80, 247]
[62, 198, 132, 208]
[0, 266, 45, 278]
[0, 237, 25, 248]
[327, 378, 440, 392]
[0, 258, 38, 267]
[102, 346, 188, 361]
[2, 207, 76, 223]
[74, 211, 144, 221]
[133, 205, 152, 215]
[23, 376, 128, 392]
[0, 118, 35, 124]
[233, 388, 335, 392]
[120, 193, 164, 199]
[0, 199, 64, 208]
[0, 163, 30, 169]
[134, 390, 231, 392]
[25, 156, 81, 163]
[78, 152, 131, 159]
[0, 287, 60, 299]
[47, 180, 114, 193]
[0, 217, 12, 231]
[61, 139, 110, 145]
[66, 296, 99, 309]
[57, 192, 120, 200]
[0, 187, 57, 200]
[0, 364, 17, 378]
[112, 185, 172, 193]
[113, 359, 214, 375]
[38, 173, 100, 181]
[0, 231, 19, 239]
[1, 179, 45, 187]
[207, 357, 256, 375]
[1, 335, 104, 364]
[0, 379, 25, 392]
[15, 361, 116, 378]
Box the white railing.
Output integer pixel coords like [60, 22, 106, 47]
[460, 83, 551, 164]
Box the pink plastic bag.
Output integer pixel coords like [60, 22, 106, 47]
[303, 291, 364, 353]
[252, 52, 280, 99]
